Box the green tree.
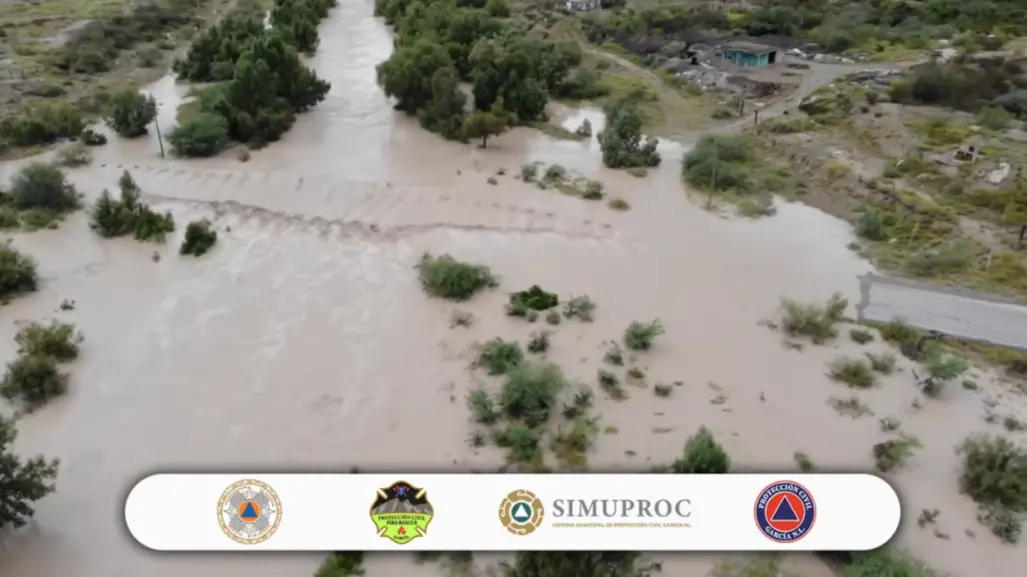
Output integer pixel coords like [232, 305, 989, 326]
[598, 100, 660, 169]
[463, 100, 510, 148]
[418, 66, 468, 140]
[670, 426, 730, 474]
[377, 39, 455, 114]
[104, 90, 158, 138]
[0, 416, 59, 530]
[168, 113, 230, 158]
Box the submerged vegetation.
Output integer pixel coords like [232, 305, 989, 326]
[417, 253, 498, 300]
[89, 171, 175, 243]
[168, 0, 335, 152]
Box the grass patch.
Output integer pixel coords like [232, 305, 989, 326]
[779, 293, 847, 344]
[314, 552, 364, 577]
[467, 390, 500, 425]
[417, 252, 497, 300]
[607, 197, 630, 210]
[830, 395, 873, 418]
[530, 121, 586, 141]
[597, 369, 626, 400]
[794, 451, 815, 472]
[829, 357, 877, 389]
[958, 435, 1027, 543]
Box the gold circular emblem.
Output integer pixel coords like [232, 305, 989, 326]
[217, 479, 282, 545]
[498, 489, 544, 536]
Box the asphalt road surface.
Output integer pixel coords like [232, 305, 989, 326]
[857, 274, 1027, 350]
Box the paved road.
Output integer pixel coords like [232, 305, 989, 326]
[856, 274, 1027, 350]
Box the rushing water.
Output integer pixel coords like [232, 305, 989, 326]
[1, 2, 1025, 577]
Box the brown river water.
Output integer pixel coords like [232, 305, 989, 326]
[1, 1, 1025, 576]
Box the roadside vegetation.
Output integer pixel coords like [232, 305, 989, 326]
[958, 435, 1027, 543]
[0, 0, 231, 156]
[180, 220, 219, 257]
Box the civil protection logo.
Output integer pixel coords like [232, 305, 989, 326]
[754, 480, 816, 543]
[217, 479, 282, 545]
[370, 481, 433, 544]
[498, 489, 545, 536]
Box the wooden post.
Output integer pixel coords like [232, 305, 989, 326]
[153, 98, 166, 159]
[754, 109, 759, 125]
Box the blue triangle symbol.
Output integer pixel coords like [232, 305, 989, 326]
[771, 498, 799, 521]
[241, 502, 258, 518]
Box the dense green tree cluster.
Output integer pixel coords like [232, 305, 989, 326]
[90, 171, 175, 243]
[582, 0, 1027, 54]
[169, 0, 334, 150]
[374, 0, 585, 142]
[0, 415, 59, 531]
[597, 99, 660, 169]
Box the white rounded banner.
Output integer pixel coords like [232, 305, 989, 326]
[125, 474, 900, 551]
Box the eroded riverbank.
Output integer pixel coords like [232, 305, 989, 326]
[1, 2, 1026, 577]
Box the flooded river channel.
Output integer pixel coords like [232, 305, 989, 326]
[1, 1, 1024, 576]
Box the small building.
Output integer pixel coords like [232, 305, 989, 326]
[719, 41, 778, 68]
[565, 0, 600, 10]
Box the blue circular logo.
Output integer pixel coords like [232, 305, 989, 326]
[754, 480, 816, 543]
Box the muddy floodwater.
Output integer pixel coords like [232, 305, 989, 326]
[2, 2, 1026, 577]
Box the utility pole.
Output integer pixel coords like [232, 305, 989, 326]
[152, 95, 166, 159]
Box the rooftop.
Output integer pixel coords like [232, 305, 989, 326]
[720, 41, 777, 53]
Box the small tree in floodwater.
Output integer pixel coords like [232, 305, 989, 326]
[0, 416, 59, 530]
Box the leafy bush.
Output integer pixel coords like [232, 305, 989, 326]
[15, 321, 83, 361]
[495, 423, 542, 464]
[849, 328, 874, 344]
[467, 390, 500, 425]
[477, 338, 524, 375]
[873, 436, 920, 472]
[551, 415, 597, 469]
[854, 209, 886, 241]
[510, 286, 558, 312]
[624, 319, 664, 351]
[779, 293, 847, 344]
[563, 295, 596, 321]
[683, 134, 755, 192]
[671, 426, 730, 474]
[828, 357, 876, 389]
[978, 106, 1013, 130]
[527, 331, 551, 354]
[0, 102, 84, 147]
[0, 354, 69, 409]
[180, 220, 218, 256]
[55, 142, 92, 167]
[500, 362, 567, 427]
[958, 435, 1027, 512]
[924, 351, 969, 381]
[79, 129, 107, 146]
[7, 164, 79, 213]
[598, 100, 660, 169]
[104, 90, 158, 138]
[866, 352, 897, 374]
[417, 253, 497, 300]
[0, 416, 59, 530]
[0, 242, 39, 300]
[167, 113, 230, 158]
[90, 171, 174, 242]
